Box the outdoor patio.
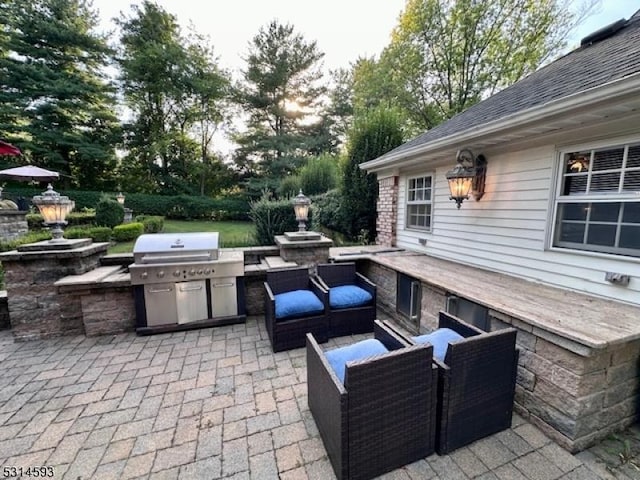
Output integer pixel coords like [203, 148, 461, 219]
[0, 316, 634, 480]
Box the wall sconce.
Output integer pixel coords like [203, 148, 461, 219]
[446, 149, 487, 209]
[32, 184, 75, 242]
[292, 189, 311, 232]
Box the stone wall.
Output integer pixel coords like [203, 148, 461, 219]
[0, 211, 28, 241]
[490, 311, 640, 452]
[81, 287, 136, 336]
[376, 176, 398, 247]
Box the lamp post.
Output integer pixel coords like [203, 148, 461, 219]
[31, 184, 75, 241]
[116, 192, 133, 223]
[116, 192, 125, 205]
[292, 189, 311, 232]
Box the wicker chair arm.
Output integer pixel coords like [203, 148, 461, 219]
[310, 277, 329, 311]
[313, 274, 330, 291]
[355, 272, 376, 292]
[438, 311, 484, 337]
[374, 319, 412, 350]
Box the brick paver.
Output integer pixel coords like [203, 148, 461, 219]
[0, 318, 626, 479]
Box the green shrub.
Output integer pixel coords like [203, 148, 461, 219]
[249, 193, 312, 246]
[0, 231, 52, 253]
[26, 211, 97, 230]
[112, 222, 144, 242]
[95, 198, 124, 228]
[299, 154, 339, 196]
[277, 176, 302, 198]
[312, 189, 348, 235]
[135, 215, 164, 233]
[64, 226, 112, 242]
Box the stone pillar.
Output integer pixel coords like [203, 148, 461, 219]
[376, 176, 398, 247]
[0, 239, 109, 341]
[0, 210, 28, 241]
[274, 235, 333, 271]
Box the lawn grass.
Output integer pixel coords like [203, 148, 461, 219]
[107, 220, 255, 254]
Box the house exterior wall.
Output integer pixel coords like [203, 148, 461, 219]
[376, 175, 399, 246]
[389, 135, 640, 306]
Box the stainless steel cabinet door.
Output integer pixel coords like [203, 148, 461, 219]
[210, 277, 238, 318]
[176, 280, 208, 324]
[144, 283, 178, 326]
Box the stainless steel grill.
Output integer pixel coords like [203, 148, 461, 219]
[129, 233, 245, 334]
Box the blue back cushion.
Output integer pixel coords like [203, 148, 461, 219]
[329, 285, 373, 309]
[325, 339, 388, 384]
[412, 328, 464, 362]
[274, 289, 324, 320]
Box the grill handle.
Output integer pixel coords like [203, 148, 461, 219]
[140, 253, 212, 264]
[148, 287, 172, 294]
[179, 285, 204, 292]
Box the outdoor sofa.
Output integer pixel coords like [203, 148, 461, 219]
[315, 262, 376, 337]
[307, 320, 437, 480]
[383, 311, 519, 454]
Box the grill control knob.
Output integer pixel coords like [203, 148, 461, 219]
[157, 271, 165, 278]
[204, 268, 211, 275]
[197, 269, 203, 275]
[189, 269, 196, 276]
[173, 270, 181, 278]
[140, 272, 148, 279]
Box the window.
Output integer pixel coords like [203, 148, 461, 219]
[553, 142, 640, 257]
[406, 175, 433, 230]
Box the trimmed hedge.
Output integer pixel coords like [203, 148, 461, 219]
[112, 222, 144, 242]
[26, 211, 97, 230]
[4, 188, 249, 221]
[96, 198, 124, 228]
[0, 231, 52, 252]
[135, 215, 164, 233]
[64, 226, 112, 242]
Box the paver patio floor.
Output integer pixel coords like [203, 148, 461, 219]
[0, 317, 631, 479]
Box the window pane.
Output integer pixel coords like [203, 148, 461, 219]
[409, 179, 416, 190]
[415, 189, 423, 201]
[623, 203, 640, 223]
[589, 172, 621, 192]
[590, 202, 620, 222]
[559, 222, 585, 243]
[423, 176, 432, 188]
[623, 170, 640, 191]
[587, 224, 617, 246]
[619, 226, 640, 249]
[628, 145, 640, 168]
[564, 152, 590, 173]
[563, 175, 587, 195]
[408, 190, 415, 202]
[559, 203, 588, 221]
[416, 177, 423, 189]
[592, 148, 624, 171]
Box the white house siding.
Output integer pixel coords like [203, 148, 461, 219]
[395, 144, 640, 305]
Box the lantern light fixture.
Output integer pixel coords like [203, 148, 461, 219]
[31, 184, 75, 241]
[445, 149, 487, 209]
[292, 189, 311, 232]
[116, 192, 125, 205]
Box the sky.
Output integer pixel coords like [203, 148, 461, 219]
[94, 0, 640, 76]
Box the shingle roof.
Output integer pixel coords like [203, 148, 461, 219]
[385, 12, 640, 158]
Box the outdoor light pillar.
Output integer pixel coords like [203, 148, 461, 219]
[31, 184, 75, 241]
[116, 192, 125, 205]
[117, 192, 132, 223]
[446, 149, 487, 209]
[292, 189, 311, 232]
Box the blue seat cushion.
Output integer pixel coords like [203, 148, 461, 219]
[329, 285, 373, 309]
[325, 339, 389, 384]
[412, 328, 465, 362]
[274, 289, 324, 320]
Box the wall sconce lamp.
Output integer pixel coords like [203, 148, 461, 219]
[445, 149, 487, 209]
[292, 189, 311, 232]
[32, 184, 75, 242]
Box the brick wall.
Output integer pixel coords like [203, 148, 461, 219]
[81, 288, 136, 336]
[376, 176, 398, 247]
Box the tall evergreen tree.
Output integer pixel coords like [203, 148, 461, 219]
[0, 0, 120, 189]
[341, 108, 404, 242]
[233, 21, 328, 196]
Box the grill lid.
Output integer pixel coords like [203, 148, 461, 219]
[133, 232, 219, 263]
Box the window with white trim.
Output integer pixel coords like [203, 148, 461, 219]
[553, 141, 640, 257]
[406, 175, 433, 230]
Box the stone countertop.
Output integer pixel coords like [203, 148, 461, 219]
[0, 241, 110, 261]
[55, 265, 131, 293]
[332, 248, 640, 350]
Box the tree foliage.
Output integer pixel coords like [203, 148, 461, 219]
[0, 0, 120, 189]
[233, 20, 333, 196]
[354, 0, 597, 131]
[341, 108, 404, 242]
[116, 1, 233, 195]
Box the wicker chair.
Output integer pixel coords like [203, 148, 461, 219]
[315, 263, 376, 337]
[264, 267, 329, 352]
[384, 311, 518, 454]
[307, 320, 437, 480]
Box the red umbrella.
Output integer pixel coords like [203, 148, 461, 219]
[0, 141, 21, 156]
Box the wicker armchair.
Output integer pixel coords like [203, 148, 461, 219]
[307, 320, 437, 480]
[315, 263, 376, 337]
[384, 311, 518, 454]
[264, 267, 329, 352]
